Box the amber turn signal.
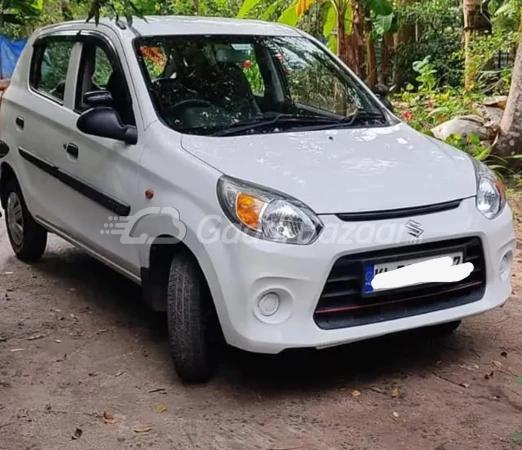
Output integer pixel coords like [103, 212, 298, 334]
[236, 193, 266, 230]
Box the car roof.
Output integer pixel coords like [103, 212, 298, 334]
[43, 16, 301, 37]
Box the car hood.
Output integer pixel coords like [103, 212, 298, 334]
[180, 123, 477, 214]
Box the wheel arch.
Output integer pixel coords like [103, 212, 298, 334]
[141, 234, 212, 312]
[0, 162, 17, 209]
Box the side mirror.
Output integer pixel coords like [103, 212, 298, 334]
[77, 107, 138, 145]
[83, 90, 113, 108]
[372, 84, 394, 113]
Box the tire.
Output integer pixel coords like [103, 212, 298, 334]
[167, 252, 221, 383]
[4, 178, 47, 262]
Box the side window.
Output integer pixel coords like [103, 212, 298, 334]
[92, 47, 113, 88]
[76, 40, 136, 126]
[30, 39, 74, 102]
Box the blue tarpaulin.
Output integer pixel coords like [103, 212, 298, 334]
[0, 36, 27, 78]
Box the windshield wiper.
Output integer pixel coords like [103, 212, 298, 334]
[212, 113, 342, 137]
[287, 111, 387, 132]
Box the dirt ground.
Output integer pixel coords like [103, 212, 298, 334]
[1, 209, 522, 450]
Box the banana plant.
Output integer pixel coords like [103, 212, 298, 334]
[237, 0, 394, 72]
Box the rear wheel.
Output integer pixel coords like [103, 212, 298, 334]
[4, 178, 47, 261]
[166, 252, 221, 383]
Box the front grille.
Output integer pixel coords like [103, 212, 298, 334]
[314, 237, 486, 330]
[336, 199, 462, 222]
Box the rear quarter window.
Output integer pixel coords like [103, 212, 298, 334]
[30, 39, 74, 103]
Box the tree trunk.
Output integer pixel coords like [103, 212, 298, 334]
[193, 0, 200, 15]
[365, 18, 377, 88]
[381, 33, 392, 84]
[392, 0, 417, 87]
[60, 0, 73, 21]
[343, 0, 362, 77]
[337, 7, 352, 70]
[463, 0, 491, 90]
[495, 37, 522, 157]
[354, 0, 365, 79]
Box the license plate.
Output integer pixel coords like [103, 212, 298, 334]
[363, 252, 464, 294]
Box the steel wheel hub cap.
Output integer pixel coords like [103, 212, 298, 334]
[7, 192, 24, 246]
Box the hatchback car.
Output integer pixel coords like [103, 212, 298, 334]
[0, 16, 515, 382]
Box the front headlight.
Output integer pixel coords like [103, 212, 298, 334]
[217, 176, 323, 244]
[472, 159, 506, 219]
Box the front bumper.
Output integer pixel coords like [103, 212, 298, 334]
[204, 198, 515, 354]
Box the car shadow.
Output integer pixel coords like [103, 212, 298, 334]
[30, 244, 474, 395]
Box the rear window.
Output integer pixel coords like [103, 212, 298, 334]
[30, 39, 74, 102]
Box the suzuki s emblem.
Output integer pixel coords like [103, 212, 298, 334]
[405, 220, 424, 238]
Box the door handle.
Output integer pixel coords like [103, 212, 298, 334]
[65, 143, 79, 159]
[15, 116, 24, 129]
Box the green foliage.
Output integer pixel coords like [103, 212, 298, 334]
[465, 29, 518, 93]
[393, 0, 463, 88]
[412, 56, 437, 92]
[511, 431, 522, 445]
[373, 13, 394, 35]
[237, 0, 262, 18]
[395, 88, 475, 132]
[278, 0, 299, 26]
[365, 0, 392, 16]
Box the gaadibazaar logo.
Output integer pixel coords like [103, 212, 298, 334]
[101, 207, 424, 246]
[101, 207, 187, 244]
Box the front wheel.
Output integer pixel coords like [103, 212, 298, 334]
[4, 178, 47, 262]
[166, 252, 221, 383]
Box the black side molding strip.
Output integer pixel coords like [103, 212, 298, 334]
[18, 147, 131, 217]
[336, 199, 462, 222]
[0, 140, 10, 158]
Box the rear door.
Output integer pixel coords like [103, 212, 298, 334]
[3, 34, 81, 226]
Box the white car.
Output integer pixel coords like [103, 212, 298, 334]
[0, 16, 515, 382]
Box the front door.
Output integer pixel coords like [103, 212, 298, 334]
[56, 33, 144, 278]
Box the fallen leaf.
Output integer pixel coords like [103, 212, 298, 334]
[369, 386, 383, 394]
[88, 372, 98, 377]
[459, 382, 470, 389]
[134, 427, 152, 433]
[27, 334, 44, 341]
[392, 411, 399, 418]
[44, 403, 52, 411]
[512, 431, 522, 444]
[390, 388, 399, 398]
[103, 412, 115, 424]
[10, 348, 24, 352]
[501, 351, 508, 358]
[351, 390, 361, 397]
[72, 428, 83, 440]
[157, 405, 167, 414]
[484, 371, 494, 380]
[492, 361, 502, 369]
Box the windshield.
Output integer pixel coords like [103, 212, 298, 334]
[135, 35, 389, 136]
